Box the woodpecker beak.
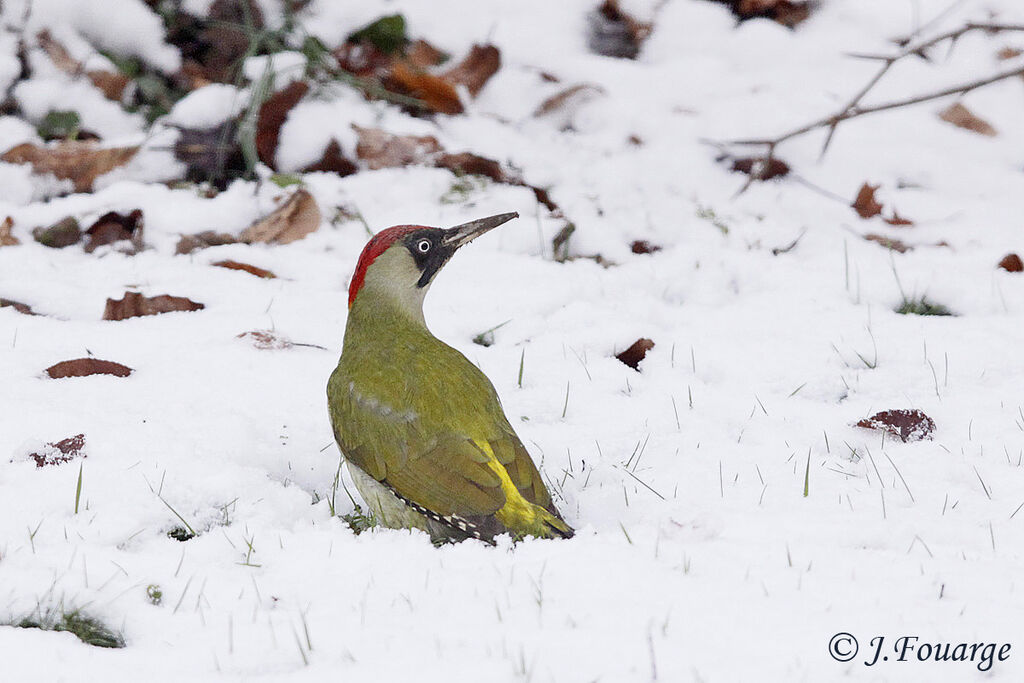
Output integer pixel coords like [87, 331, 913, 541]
[442, 212, 518, 250]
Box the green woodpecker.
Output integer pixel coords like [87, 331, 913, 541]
[327, 212, 574, 543]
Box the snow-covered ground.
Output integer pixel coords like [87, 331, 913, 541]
[3, 0, 1024, 680]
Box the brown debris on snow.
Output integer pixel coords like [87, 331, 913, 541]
[938, 102, 997, 137]
[103, 292, 205, 321]
[856, 409, 935, 443]
[0, 216, 20, 246]
[1, 141, 138, 193]
[213, 260, 276, 278]
[998, 253, 1023, 272]
[616, 338, 655, 370]
[240, 189, 321, 245]
[28, 434, 87, 467]
[46, 359, 133, 379]
[84, 210, 144, 253]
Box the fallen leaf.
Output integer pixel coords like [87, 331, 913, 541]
[588, 0, 652, 59]
[616, 338, 655, 370]
[46, 358, 133, 378]
[237, 330, 293, 350]
[852, 183, 883, 219]
[856, 409, 935, 443]
[175, 230, 239, 255]
[864, 233, 911, 253]
[32, 217, 81, 248]
[37, 30, 131, 102]
[736, 0, 812, 27]
[84, 209, 143, 253]
[28, 434, 86, 467]
[533, 84, 605, 118]
[240, 189, 321, 245]
[630, 240, 661, 254]
[386, 61, 463, 114]
[938, 102, 997, 137]
[301, 139, 358, 176]
[103, 292, 205, 321]
[256, 80, 310, 169]
[998, 253, 1023, 272]
[884, 212, 914, 227]
[1, 298, 36, 315]
[406, 39, 448, 68]
[440, 44, 500, 97]
[1, 141, 138, 193]
[997, 47, 1023, 60]
[213, 260, 276, 278]
[731, 156, 790, 180]
[434, 152, 507, 182]
[0, 216, 18, 246]
[353, 125, 442, 169]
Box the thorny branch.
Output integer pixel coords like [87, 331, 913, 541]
[721, 21, 1024, 193]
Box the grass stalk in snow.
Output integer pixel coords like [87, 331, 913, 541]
[74, 462, 83, 514]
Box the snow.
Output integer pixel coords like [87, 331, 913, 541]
[2, 0, 1024, 681]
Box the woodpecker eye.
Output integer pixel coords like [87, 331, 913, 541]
[416, 239, 431, 253]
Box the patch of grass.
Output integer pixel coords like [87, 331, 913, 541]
[341, 504, 377, 535]
[16, 608, 125, 649]
[895, 296, 954, 316]
[146, 585, 163, 606]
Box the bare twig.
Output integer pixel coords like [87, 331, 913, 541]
[720, 20, 1024, 191]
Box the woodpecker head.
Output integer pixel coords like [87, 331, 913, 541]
[347, 212, 518, 316]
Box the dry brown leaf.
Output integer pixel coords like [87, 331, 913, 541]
[213, 260, 276, 278]
[29, 433, 86, 467]
[616, 338, 655, 370]
[175, 230, 239, 255]
[856, 409, 935, 443]
[434, 152, 507, 182]
[37, 30, 131, 102]
[884, 211, 914, 227]
[533, 84, 605, 118]
[998, 253, 1023, 272]
[256, 80, 310, 169]
[103, 292, 205, 321]
[864, 233, 912, 253]
[301, 139, 358, 176]
[240, 189, 321, 245]
[997, 46, 1023, 60]
[938, 102, 997, 137]
[852, 183, 883, 219]
[440, 44, 500, 97]
[1, 298, 36, 315]
[2, 141, 138, 193]
[731, 156, 791, 180]
[46, 358, 133, 378]
[85, 209, 144, 253]
[630, 240, 661, 254]
[353, 125, 442, 169]
[0, 216, 18, 246]
[406, 39, 447, 68]
[387, 61, 463, 114]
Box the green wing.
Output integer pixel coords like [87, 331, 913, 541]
[327, 366, 559, 523]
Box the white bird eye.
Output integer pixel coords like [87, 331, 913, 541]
[417, 239, 431, 253]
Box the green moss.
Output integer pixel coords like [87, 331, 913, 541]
[18, 609, 125, 649]
[895, 296, 954, 316]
